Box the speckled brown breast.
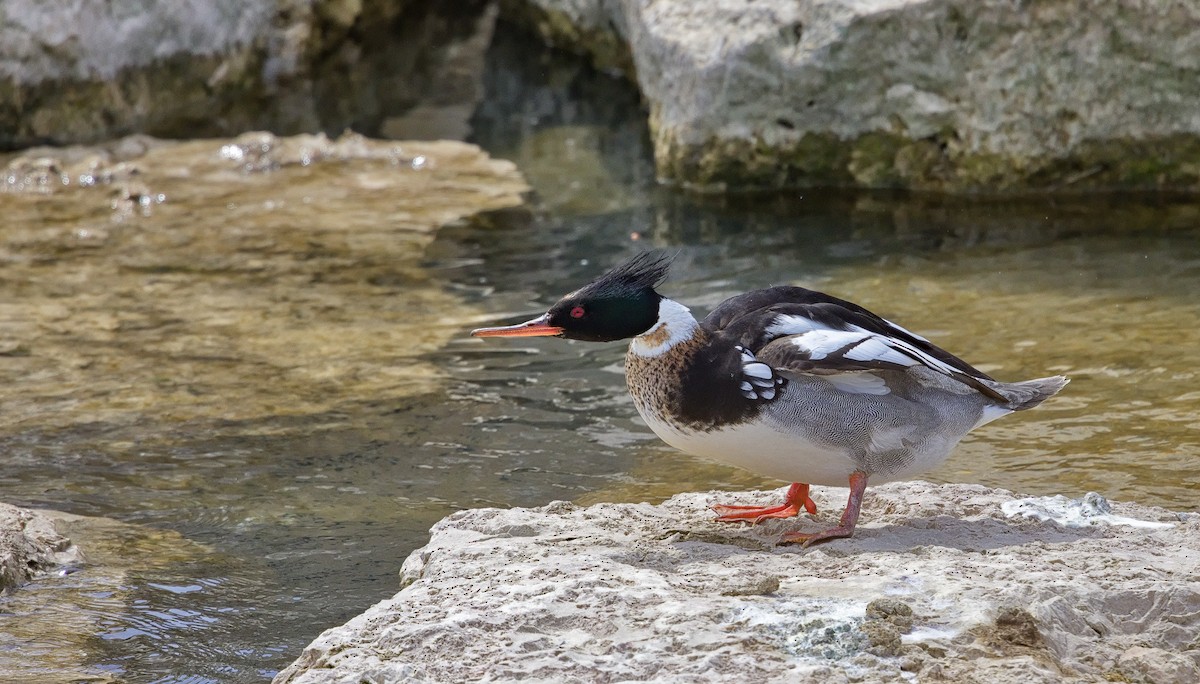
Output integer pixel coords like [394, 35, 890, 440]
[624, 330, 709, 431]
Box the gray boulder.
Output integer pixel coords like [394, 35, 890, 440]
[274, 481, 1200, 683]
[506, 0, 1200, 192]
[0, 0, 494, 148]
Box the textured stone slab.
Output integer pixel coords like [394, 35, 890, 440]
[274, 481, 1200, 683]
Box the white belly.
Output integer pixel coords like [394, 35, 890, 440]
[634, 401, 963, 487]
[637, 405, 861, 486]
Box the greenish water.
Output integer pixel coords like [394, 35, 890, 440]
[2, 26, 1199, 683]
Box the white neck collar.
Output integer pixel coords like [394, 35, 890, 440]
[629, 299, 698, 358]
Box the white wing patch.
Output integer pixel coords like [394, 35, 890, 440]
[776, 317, 965, 383]
[763, 312, 991, 400]
[848, 324, 962, 376]
[786, 328, 921, 368]
[749, 306, 1003, 404]
[765, 314, 821, 338]
[822, 372, 890, 395]
[785, 329, 868, 361]
[841, 335, 916, 367]
[737, 346, 785, 401]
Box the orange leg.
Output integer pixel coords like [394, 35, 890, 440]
[712, 482, 818, 524]
[781, 471, 869, 547]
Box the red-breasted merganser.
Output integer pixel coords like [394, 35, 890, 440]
[471, 252, 1068, 546]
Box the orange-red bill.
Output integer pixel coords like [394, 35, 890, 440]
[471, 314, 563, 338]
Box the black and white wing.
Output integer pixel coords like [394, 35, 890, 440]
[706, 286, 1004, 401]
[733, 344, 785, 400]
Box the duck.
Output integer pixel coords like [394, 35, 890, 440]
[471, 252, 1068, 546]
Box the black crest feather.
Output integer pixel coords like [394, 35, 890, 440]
[581, 251, 672, 298]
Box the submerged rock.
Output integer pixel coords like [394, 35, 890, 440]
[0, 503, 78, 592]
[0, 132, 528, 436]
[506, 0, 1200, 192]
[0, 506, 219, 682]
[274, 481, 1200, 683]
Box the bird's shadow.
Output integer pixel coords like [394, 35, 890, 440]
[794, 514, 1109, 554]
[652, 513, 1113, 559]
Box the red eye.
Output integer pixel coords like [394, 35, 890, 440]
[570, 306, 586, 319]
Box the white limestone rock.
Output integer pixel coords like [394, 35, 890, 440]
[273, 481, 1200, 683]
[506, 0, 1200, 192]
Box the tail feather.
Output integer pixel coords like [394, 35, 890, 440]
[988, 375, 1069, 411]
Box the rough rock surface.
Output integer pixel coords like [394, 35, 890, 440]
[274, 482, 1199, 683]
[0, 503, 78, 593]
[0, 0, 494, 148]
[506, 0, 1200, 192]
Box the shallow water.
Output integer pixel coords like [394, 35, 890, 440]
[2, 29, 1200, 683]
[447, 190, 1200, 510]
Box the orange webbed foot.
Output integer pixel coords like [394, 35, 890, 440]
[712, 482, 817, 524]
